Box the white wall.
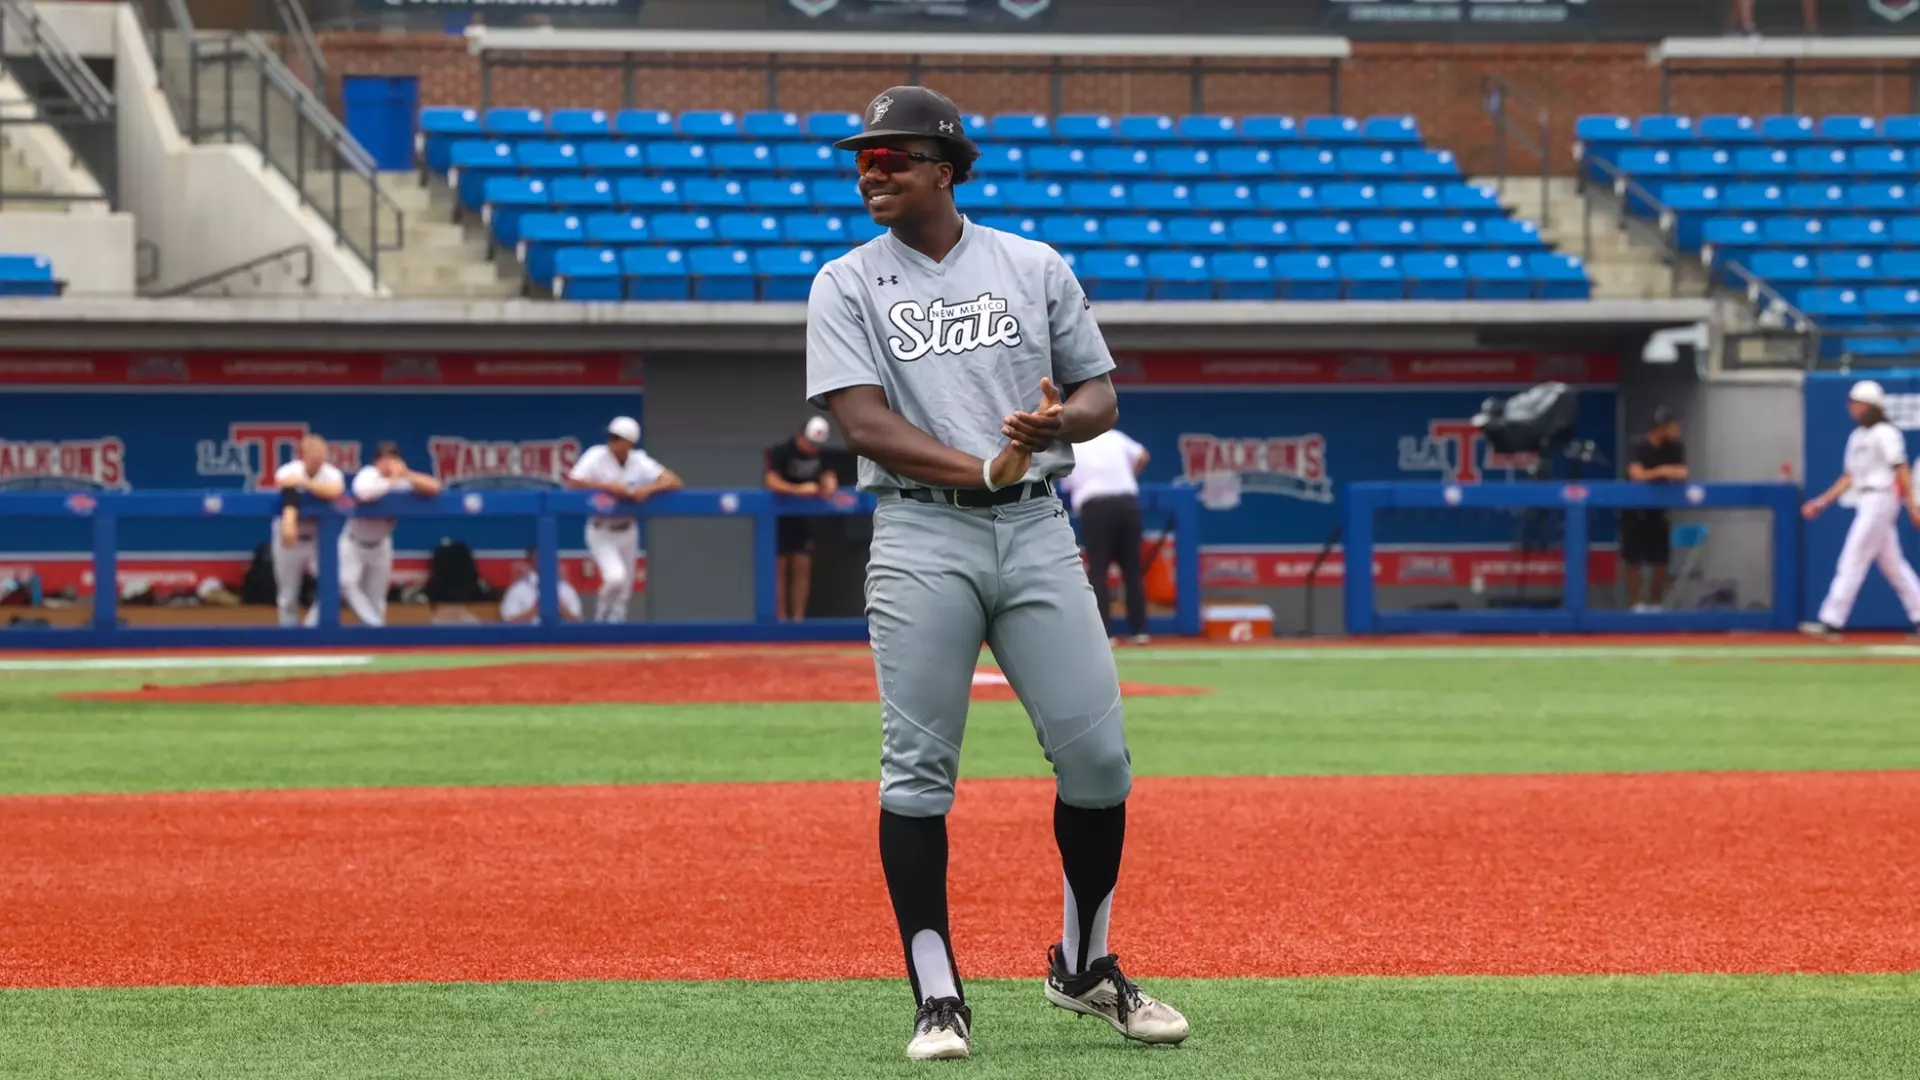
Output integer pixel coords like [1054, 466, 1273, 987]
[97, 3, 378, 296]
[0, 211, 136, 294]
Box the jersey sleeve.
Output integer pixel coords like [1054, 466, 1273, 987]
[1876, 424, 1909, 468]
[631, 450, 667, 485]
[568, 445, 605, 483]
[499, 580, 535, 622]
[351, 467, 392, 502]
[273, 461, 304, 487]
[806, 266, 881, 409]
[1045, 249, 1116, 386]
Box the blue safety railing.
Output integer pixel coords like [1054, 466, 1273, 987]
[0, 484, 1202, 649]
[1341, 481, 1802, 635]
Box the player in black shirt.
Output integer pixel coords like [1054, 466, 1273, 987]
[764, 416, 839, 621]
[1622, 408, 1689, 611]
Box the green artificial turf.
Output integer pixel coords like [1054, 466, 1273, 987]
[3, 645, 1920, 795]
[3, 974, 1916, 1080]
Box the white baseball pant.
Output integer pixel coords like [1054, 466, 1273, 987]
[339, 534, 394, 627]
[272, 531, 319, 628]
[1818, 489, 1920, 628]
[586, 519, 639, 623]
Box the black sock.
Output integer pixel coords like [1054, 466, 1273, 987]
[1054, 797, 1126, 974]
[879, 809, 962, 1005]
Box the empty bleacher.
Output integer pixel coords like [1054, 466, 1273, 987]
[419, 106, 1591, 303]
[0, 253, 60, 297]
[1580, 113, 1920, 360]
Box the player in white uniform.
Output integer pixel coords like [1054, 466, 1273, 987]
[343, 441, 442, 627]
[563, 416, 682, 623]
[1801, 380, 1920, 638]
[271, 434, 346, 627]
[499, 548, 585, 624]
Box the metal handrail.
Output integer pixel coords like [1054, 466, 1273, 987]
[1717, 260, 1823, 370]
[150, 243, 313, 297]
[1577, 153, 1688, 298]
[0, 0, 113, 122]
[1479, 74, 1551, 228]
[271, 0, 329, 106]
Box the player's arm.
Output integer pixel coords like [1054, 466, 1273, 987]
[631, 463, 683, 501]
[1131, 444, 1151, 477]
[352, 469, 393, 503]
[764, 457, 818, 496]
[405, 470, 443, 497]
[1055, 375, 1118, 444]
[827, 386, 1009, 487]
[1004, 252, 1118, 449]
[306, 470, 344, 501]
[1804, 472, 1852, 518]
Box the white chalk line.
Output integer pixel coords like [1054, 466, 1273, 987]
[0, 655, 376, 672]
[1124, 645, 1920, 663]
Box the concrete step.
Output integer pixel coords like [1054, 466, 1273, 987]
[386, 238, 493, 263]
[387, 277, 526, 300]
[384, 260, 508, 289]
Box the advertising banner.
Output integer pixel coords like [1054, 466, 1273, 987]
[1859, 0, 1920, 32]
[1801, 371, 1920, 630]
[1324, 0, 1589, 28]
[785, 0, 1052, 22]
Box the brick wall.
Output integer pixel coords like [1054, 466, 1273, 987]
[318, 33, 1919, 176]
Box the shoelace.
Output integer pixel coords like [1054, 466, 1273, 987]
[921, 997, 966, 1037]
[1104, 962, 1146, 1025]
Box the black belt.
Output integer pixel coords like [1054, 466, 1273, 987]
[350, 536, 386, 549]
[590, 518, 636, 531]
[891, 479, 1054, 509]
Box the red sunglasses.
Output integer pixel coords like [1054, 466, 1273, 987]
[854, 148, 944, 174]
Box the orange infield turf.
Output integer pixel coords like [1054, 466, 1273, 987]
[5, 771, 1918, 989]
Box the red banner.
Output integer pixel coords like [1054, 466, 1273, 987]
[1199, 547, 1619, 589]
[0, 354, 646, 388]
[0, 553, 633, 599]
[1113, 351, 1619, 386]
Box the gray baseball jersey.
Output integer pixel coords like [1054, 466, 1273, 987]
[805, 217, 1131, 820]
[806, 219, 1117, 492]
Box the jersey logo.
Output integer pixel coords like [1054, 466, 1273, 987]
[877, 274, 899, 286]
[885, 294, 1025, 362]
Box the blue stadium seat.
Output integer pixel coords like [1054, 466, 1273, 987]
[1154, 148, 1217, 178]
[652, 213, 716, 244]
[1821, 115, 1878, 142]
[517, 213, 585, 289]
[585, 213, 650, 246]
[1420, 218, 1486, 248]
[1004, 181, 1067, 211]
[1320, 183, 1379, 213]
[1816, 251, 1880, 282]
[1294, 218, 1356, 249]
[550, 109, 611, 139]
[1258, 183, 1321, 213]
[1216, 148, 1277, 178]
[1192, 182, 1254, 214]
[1180, 115, 1240, 143]
[0, 253, 57, 297]
[1796, 147, 1853, 176]
[1168, 217, 1233, 248]
[553, 247, 622, 301]
[1465, 252, 1532, 300]
[978, 215, 1039, 240]
[1529, 253, 1592, 299]
[1843, 337, 1913, 358]
[961, 113, 991, 142]
[1400, 150, 1460, 178]
[1698, 114, 1760, 142]
[1763, 216, 1826, 247]
[776, 144, 839, 174]
[1701, 216, 1763, 253]
[1402, 252, 1468, 300]
[973, 146, 1028, 177]
[582, 142, 649, 173]
[1788, 183, 1849, 212]
[1863, 286, 1920, 320]
[1882, 251, 1920, 279]
[1850, 182, 1913, 211]
[1852, 147, 1912, 175]
[1241, 116, 1299, 143]
[1042, 215, 1103, 247]
[1732, 148, 1793, 179]
[1146, 251, 1212, 300]
[1211, 253, 1276, 299]
[784, 213, 847, 246]
[1029, 147, 1091, 177]
[481, 178, 552, 246]
[622, 247, 689, 301]
[1884, 116, 1920, 143]
[1230, 217, 1293, 247]
[990, 113, 1051, 141]
[1381, 183, 1442, 212]
[806, 178, 862, 211]
[419, 107, 481, 174]
[1830, 217, 1893, 247]
[1797, 287, 1864, 322]
[615, 109, 677, 139]
[1675, 148, 1735, 179]
[1108, 218, 1171, 247]
[1090, 147, 1154, 177]
[742, 110, 802, 140]
[1363, 115, 1421, 145]
[1891, 217, 1920, 246]
[1120, 115, 1179, 143]
[1575, 115, 1633, 148]
[448, 141, 516, 210]
[1134, 182, 1193, 213]
[1637, 115, 1696, 143]
[1722, 184, 1780, 214]
[1274, 252, 1339, 300]
[1357, 218, 1421, 248]
[555, 177, 620, 209]
[756, 248, 822, 301]
[484, 107, 545, 138]
[718, 212, 782, 244]
[956, 180, 1008, 211]
[1302, 115, 1362, 143]
[1442, 184, 1501, 213]
[712, 143, 777, 173]
[1339, 149, 1405, 178]
[1481, 219, 1541, 249]
[1056, 114, 1117, 143]
[1277, 148, 1341, 178]
[516, 142, 581, 176]
[1077, 250, 1148, 301]
[848, 217, 887, 243]
[1339, 253, 1403, 300]
[1618, 148, 1676, 181]
[804, 112, 863, 142]
[1760, 115, 1818, 142]
[749, 178, 813, 210]
[688, 246, 757, 300]
[647, 142, 711, 173]
[684, 179, 748, 208]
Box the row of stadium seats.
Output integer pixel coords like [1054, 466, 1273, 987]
[546, 247, 1591, 304]
[467, 174, 1504, 219]
[498, 210, 1548, 256]
[1612, 147, 1917, 179]
[1645, 184, 1920, 248]
[0, 253, 58, 298]
[1577, 114, 1920, 146]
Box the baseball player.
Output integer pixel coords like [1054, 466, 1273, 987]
[1801, 379, 1920, 637]
[808, 86, 1188, 1061]
[1621, 408, 1688, 612]
[564, 416, 681, 623]
[271, 433, 345, 627]
[499, 547, 584, 624]
[763, 416, 839, 621]
[1061, 427, 1153, 644]
[343, 442, 441, 627]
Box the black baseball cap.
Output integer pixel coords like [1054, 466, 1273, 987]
[834, 86, 973, 152]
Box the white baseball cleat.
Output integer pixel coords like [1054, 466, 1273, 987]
[906, 996, 972, 1061]
[1043, 944, 1190, 1045]
[1798, 621, 1842, 641]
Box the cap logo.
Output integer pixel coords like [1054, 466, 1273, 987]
[939, 120, 955, 134]
[872, 95, 894, 124]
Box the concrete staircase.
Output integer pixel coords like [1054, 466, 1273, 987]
[1479, 174, 1710, 300]
[303, 170, 523, 298]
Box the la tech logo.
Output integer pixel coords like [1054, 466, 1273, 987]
[195, 423, 361, 489]
[1398, 420, 1536, 484]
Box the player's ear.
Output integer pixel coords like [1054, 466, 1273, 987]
[937, 161, 953, 190]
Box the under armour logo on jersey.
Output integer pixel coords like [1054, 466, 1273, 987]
[878, 274, 899, 286]
[885, 293, 1025, 362]
[871, 95, 894, 123]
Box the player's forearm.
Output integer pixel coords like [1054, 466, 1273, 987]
[306, 477, 344, 500]
[1056, 377, 1118, 443]
[1896, 466, 1912, 503]
[565, 478, 626, 496]
[764, 473, 811, 495]
[409, 473, 443, 497]
[1819, 475, 1852, 503]
[831, 393, 985, 488]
